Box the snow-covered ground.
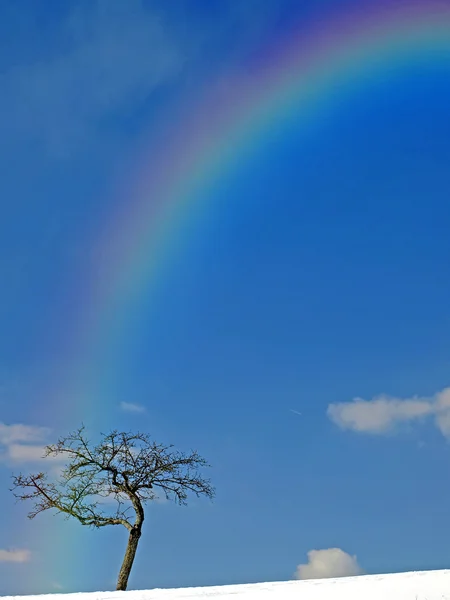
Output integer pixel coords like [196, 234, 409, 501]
[3, 570, 450, 600]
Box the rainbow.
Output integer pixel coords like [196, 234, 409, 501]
[39, 0, 450, 591]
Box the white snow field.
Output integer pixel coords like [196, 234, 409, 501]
[3, 570, 450, 600]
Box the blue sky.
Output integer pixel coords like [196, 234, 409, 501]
[1, 0, 450, 595]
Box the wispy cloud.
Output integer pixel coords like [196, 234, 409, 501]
[0, 423, 50, 445]
[0, 549, 31, 563]
[0, 422, 63, 466]
[95, 490, 131, 506]
[51, 582, 64, 591]
[6, 444, 48, 463]
[1, 0, 183, 157]
[294, 548, 364, 580]
[328, 387, 450, 437]
[120, 401, 146, 413]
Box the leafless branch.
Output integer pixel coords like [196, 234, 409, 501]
[11, 426, 214, 530]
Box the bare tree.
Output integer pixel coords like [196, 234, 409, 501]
[11, 425, 215, 591]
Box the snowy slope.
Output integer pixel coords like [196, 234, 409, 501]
[3, 570, 450, 600]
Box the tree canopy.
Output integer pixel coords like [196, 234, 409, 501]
[11, 425, 215, 590]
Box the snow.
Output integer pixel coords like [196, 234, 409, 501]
[3, 570, 450, 600]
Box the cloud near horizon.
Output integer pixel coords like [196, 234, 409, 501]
[294, 548, 364, 580]
[0, 549, 31, 563]
[327, 387, 450, 437]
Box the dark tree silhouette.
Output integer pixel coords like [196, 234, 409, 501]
[11, 425, 215, 590]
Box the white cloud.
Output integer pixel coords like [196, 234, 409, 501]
[120, 401, 146, 413]
[0, 422, 61, 466]
[1, 0, 183, 156]
[294, 548, 364, 580]
[0, 549, 31, 563]
[327, 387, 450, 438]
[6, 444, 47, 462]
[327, 396, 433, 434]
[0, 423, 50, 445]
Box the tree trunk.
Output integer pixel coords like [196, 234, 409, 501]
[116, 526, 142, 591]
